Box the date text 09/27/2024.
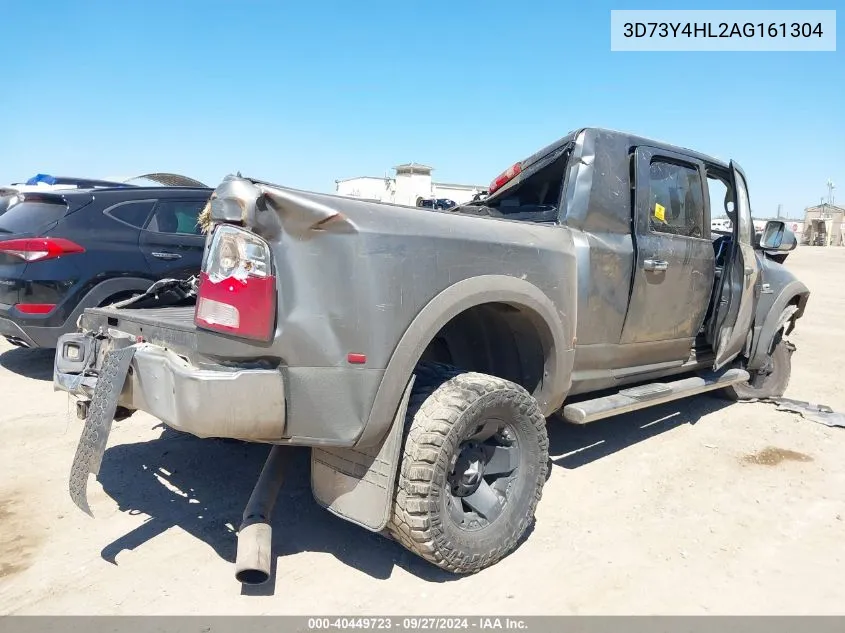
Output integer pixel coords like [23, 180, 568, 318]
[622, 22, 824, 39]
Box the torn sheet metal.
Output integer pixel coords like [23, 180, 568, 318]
[110, 277, 197, 310]
[766, 397, 845, 428]
[69, 344, 138, 515]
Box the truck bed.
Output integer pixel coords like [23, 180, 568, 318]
[81, 305, 198, 353]
[86, 305, 196, 330]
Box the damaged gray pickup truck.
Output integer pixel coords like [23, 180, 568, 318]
[54, 127, 809, 585]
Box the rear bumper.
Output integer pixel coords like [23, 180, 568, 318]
[0, 315, 37, 347]
[0, 275, 162, 349]
[0, 299, 87, 349]
[54, 333, 286, 441]
[0, 314, 71, 348]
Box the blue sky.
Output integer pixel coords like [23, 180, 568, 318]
[1, 0, 841, 219]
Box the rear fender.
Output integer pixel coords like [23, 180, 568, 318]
[309, 276, 573, 532]
[356, 275, 572, 449]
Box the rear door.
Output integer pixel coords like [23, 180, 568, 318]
[138, 198, 208, 279]
[710, 162, 761, 369]
[619, 147, 715, 365]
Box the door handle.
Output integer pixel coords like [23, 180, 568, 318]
[643, 259, 669, 271]
[152, 251, 182, 260]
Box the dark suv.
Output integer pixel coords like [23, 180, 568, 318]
[416, 197, 457, 210]
[0, 183, 212, 348]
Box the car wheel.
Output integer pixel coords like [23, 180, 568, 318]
[387, 361, 548, 574]
[722, 338, 793, 401]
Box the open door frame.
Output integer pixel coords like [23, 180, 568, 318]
[709, 161, 761, 370]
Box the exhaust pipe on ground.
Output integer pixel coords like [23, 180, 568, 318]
[235, 444, 288, 585]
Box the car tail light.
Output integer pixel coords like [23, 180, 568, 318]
[15, 303, 56, 314]
[195, 225, 276, 341]
[488, 162, 522, 194]
[0, 237, 85, 262]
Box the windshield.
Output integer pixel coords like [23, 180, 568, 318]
[0, 198, 69, 234]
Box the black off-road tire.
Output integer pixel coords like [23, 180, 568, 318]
[722, 338, 793, 401]
[387, 361, 549, 574]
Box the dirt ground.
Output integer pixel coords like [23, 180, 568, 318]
[1, 246, 844, 615]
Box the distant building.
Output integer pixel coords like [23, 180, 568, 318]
[786, 219, 804, 237]
[335, 163, 486, 207]
[711, 217, 732, 233]
[803, 203, 844, 246]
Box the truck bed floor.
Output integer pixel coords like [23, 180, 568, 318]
[85, 306, 197, 332]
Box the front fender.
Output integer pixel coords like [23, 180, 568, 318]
[747, 279, 809, 371]
[354, 275, 574, 448]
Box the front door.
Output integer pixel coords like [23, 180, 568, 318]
[619, 147, 716, 366]
[709, 162, 761, 369]
[138, 198, 208, 279]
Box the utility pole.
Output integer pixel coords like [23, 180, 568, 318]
[777, 203, 782, 219]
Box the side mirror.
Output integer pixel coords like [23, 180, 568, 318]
[759, 220, 797, 252]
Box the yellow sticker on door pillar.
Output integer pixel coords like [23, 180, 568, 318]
[654, 203, 666, 222]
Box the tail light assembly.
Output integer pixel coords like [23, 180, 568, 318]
[195, 225, 276, 341]
[0, 237, 85, 262]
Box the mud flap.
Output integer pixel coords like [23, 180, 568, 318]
[310, 375, 415, 532]
[68, 344, 138, 516]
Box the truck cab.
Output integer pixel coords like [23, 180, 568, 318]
[454, 129, 807, 406]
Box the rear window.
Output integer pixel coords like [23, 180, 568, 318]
[455, 147, 571, 223]
[0, 199, 69, 234]
[105, 200, 155, 228]
[145, 199, 207, 235]
[0, 195, 14, 216]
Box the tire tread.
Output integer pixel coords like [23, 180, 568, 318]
[387, 362, 548, 574]
[722, 338, 793, 401]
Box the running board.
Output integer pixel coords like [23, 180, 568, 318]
[561, 368, 750, 424]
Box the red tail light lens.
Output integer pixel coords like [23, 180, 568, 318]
[15, 303, 56, 314]
[488, 162, 523, 194]
[195, 225, 276, 341]
[0, 237, 85, 262]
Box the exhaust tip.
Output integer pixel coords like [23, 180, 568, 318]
[235, 568, 270, 585]
[234, 522, 272, 585]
